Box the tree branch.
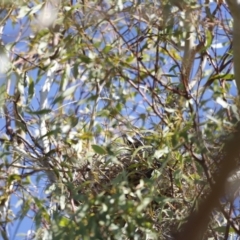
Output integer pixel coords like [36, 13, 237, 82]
[225, 0, 240, 93]
[174, 122, 240, 239]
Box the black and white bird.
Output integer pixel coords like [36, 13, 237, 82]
[122, 134, 144, 148]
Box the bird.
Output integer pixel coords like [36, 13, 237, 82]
[122, 134, 144, 148]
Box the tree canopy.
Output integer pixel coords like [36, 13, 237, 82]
[0, 0, 240, 239]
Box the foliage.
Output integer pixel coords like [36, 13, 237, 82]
[0, 0, 239, 239]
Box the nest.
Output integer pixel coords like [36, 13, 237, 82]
[70, 144, 161, 198]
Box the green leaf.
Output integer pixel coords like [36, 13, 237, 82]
[79, 54, 92, 64]
[27, 109, 51, 115]
[209, 73, 234, 81]
[214, 226, 235, 233]
[126, 55, 135, 63]
[17, 6, 31, 19]
[62, 85, 78, 97]
[8, 174, 21, 184]
[91, 144, 107, 155]
[17, 3, 44, 19]
[73, 62, 79, 79]
[103, 45, 112, 54]
[161, 74, 178, 78]
[28, 76, 35, 100]
[201, 29, 213, 52]
[59, 216, 71, 227]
